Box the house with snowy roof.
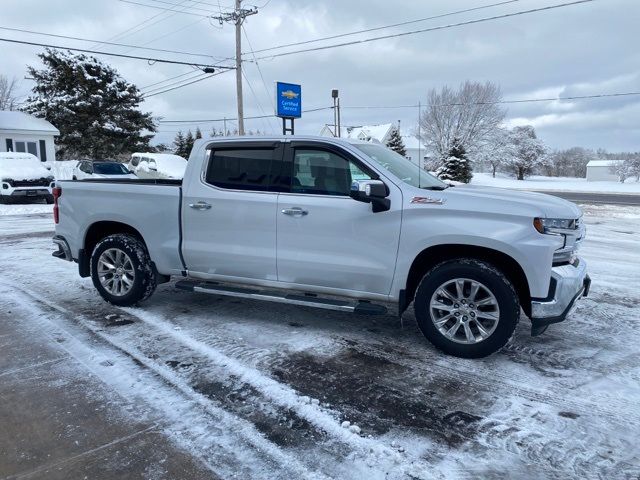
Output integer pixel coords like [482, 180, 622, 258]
[0, 111, 59, 163]
[319, 123, 396, 144]
[319, 122, 430, 169]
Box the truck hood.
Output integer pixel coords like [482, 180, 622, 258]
[445, 185, 582, 219]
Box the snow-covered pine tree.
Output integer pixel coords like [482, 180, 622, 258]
[437, 139, 472, 183]
[22, 49, 155, 159]
[195, 127, 202, 140]
[386, 128, 407, 157]
[173, 131, 186, 156]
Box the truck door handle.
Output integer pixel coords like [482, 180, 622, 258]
[189, 201, 212, 210]
[281, 207, 308, 217]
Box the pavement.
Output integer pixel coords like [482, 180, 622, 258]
[0, 310, 216, 480]
[532, 190, 640, 206]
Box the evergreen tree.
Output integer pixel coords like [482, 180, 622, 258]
[183, 130, 195, 159]
[22, 49, 155, 159]
[437, 138, 473, 183]
[173, 131, 186, 157]
[195, 127, 202, 140]
[386, 128, 407, 157]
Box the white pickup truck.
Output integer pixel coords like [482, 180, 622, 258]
[52, 136, 590, 358]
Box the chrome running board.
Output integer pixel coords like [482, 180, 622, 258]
[175, 280, 387, 315]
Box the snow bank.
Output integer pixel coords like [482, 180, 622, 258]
[0, 204, 52, 216]
[472, 172, 640, 194]
[0, 153, 53, 181]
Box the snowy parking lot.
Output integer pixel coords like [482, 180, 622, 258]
[1, 203, 639, 479]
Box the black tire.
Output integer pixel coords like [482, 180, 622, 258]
[90, 234, 157, 306]
[414, 258, 519, 358]
[45, 195, 54, 204]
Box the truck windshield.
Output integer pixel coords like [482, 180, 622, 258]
[353, 143, 448, 190]
[93, 163, 130, 175]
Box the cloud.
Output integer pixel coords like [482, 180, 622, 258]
[0, 0, 637, 150]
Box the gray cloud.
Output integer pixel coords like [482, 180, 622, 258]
[1, 0, 638, 151]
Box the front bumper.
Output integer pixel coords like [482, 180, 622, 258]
[530, 258, 590, 335]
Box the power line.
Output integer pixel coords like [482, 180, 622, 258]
[245, 0, 525, 56]
[118, 0, 213, 17]
[141, 68, 203, 89]
[143, 71, 213, 95]
[242, 25, 277, 132]
[253, 0, 595, 61]
[0, 36, 234, 69]
[159, 106, 333, 123]
[91, 0, 194, 48]
[340, 92, 640, 109]
[144, 70, 231, 97]
[157, 91, 639, 123]
[0, 25, 222, 59]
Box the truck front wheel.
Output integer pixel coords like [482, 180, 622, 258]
[414, 259, 519, 358]
[90, 234, 157, 306]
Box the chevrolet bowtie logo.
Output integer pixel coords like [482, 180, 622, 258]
[281, 90, 299, 99]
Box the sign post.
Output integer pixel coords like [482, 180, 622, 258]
[275, 82, 301, 135]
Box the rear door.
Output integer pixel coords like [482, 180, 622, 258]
[276, 142, 402, 296]
[181, 141, 285, 282]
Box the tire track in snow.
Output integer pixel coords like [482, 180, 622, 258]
[1, 283, 331, 480]
[9, 283, 448, 480]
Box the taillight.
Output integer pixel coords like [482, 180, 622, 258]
[53, 186, 62, 224]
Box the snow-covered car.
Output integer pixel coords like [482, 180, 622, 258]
[0, 152, 55, 204]
[72, 160, 137, 180]
[128, 153, 187, 180]
[53, 136, 590, 359]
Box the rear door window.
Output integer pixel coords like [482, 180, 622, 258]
[205, 148, 279, 192]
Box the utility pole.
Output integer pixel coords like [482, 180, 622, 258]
[331, 89, 341, 137]
[213, 1, 257, 136]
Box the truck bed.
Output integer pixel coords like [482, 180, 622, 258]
[55, 179, 185, 276]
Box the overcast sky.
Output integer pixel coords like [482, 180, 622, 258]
[1, 0, 638, 151]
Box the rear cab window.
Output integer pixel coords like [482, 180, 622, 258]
[204, 142, 285, 192]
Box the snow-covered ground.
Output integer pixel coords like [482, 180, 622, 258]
[472, 172, 640, 194]
[0, 204, 639, 479]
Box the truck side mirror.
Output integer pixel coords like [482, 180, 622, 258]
[350, 180, 391, 213]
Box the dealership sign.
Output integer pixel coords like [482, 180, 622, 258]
[276, 82, 302, 119]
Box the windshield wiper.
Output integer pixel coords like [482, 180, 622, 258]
[422, 185, 449, 191]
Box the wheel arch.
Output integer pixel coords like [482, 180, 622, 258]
[79, 221, 147, 277]
[401, 244, 532, 317]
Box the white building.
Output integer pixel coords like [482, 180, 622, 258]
[0, 111, 59, 163]
[402, 134, 430, 170]
[586, 159, 623, 182]
[319, 123, 395, 144]
[319, 123, 430, 169]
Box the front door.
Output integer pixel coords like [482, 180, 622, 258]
[182, 141, 285, 282]
[276, 142, 402, 296]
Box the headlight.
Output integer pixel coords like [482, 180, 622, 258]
[534, 217, 582, 265]
[533, 217, 576, 234]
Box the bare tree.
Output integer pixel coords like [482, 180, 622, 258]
[419, 81, 506, 163]
[0, 75, 19, 110]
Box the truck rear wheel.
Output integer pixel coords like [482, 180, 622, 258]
[414, 259, 519, 358]
[90, 234, 157, 306]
